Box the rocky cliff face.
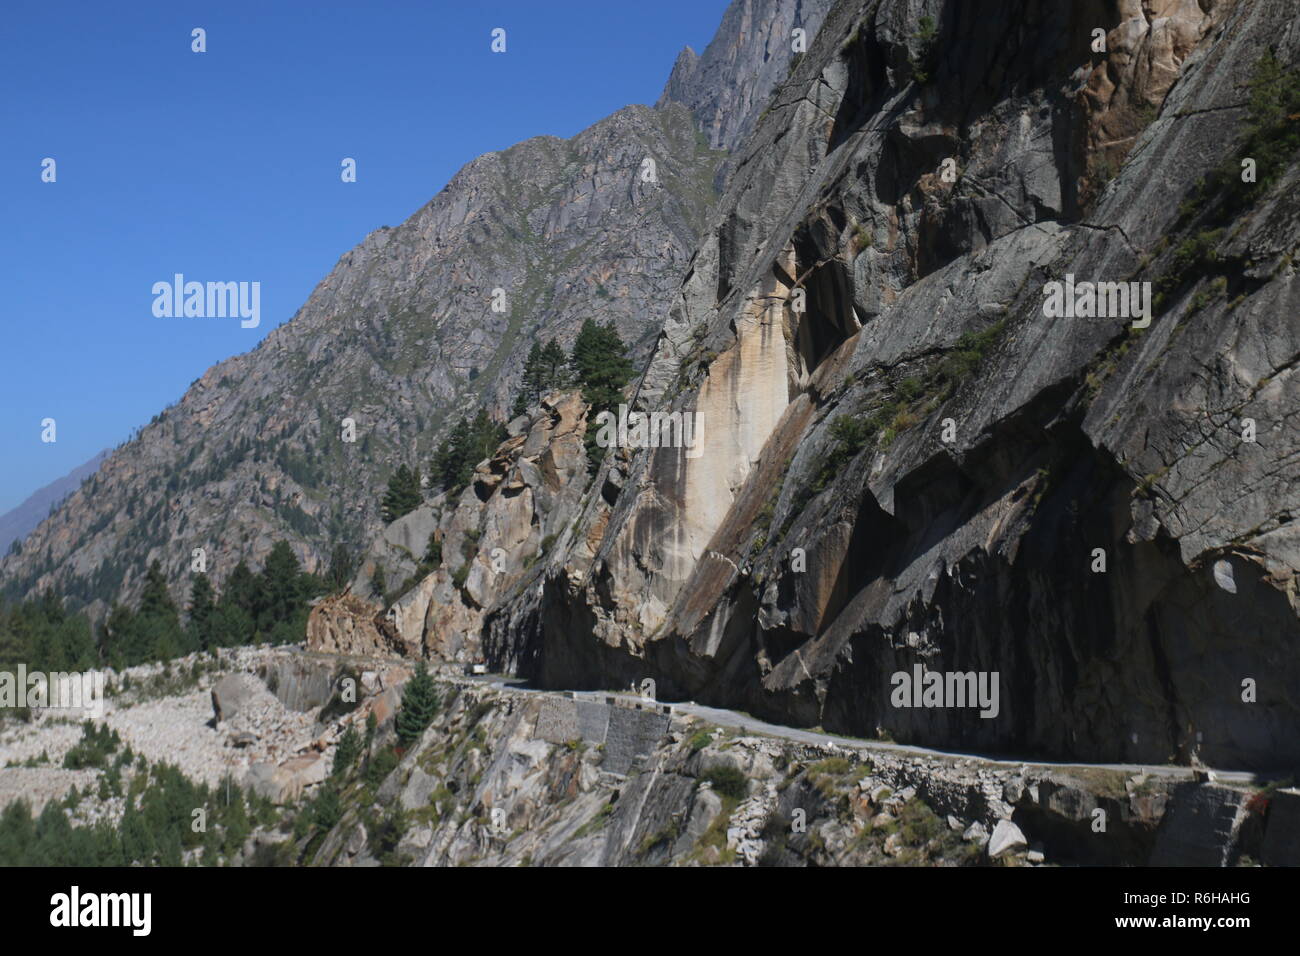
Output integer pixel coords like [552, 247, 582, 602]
[416, 0, 1300, 773]
[307, 391, 593, 663]
[659, 0, 837, 153]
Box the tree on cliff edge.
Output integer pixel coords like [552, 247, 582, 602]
[570, 320, 633, 469]
[395, 662, 439, 748]
[381, 465, 422, 524]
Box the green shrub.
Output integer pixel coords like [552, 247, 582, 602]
[422, 532, 442, 569]
[701, 765, 748, 801]
[364, 746, 400, 789]
[910, 16, 939, 84]
[62, 721, 121, 770]
[311, 783, 342, 831]
[687, 730, 713, 754]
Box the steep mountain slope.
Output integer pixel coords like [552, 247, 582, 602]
[376, 0, 1298, 772]
[0, 449, 108, 556]
[0, 0, 825, 621]
[660, 0, 835, 154]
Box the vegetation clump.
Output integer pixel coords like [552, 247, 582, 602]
[395, 662, 440, 748]
[381, 465, 422, 523]
[428, 411, 507, 495]
[700, 764, 749, 801]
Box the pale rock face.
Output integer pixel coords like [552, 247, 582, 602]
[686, 286, 793, 538]
[388, 576, 439, 653]
[605, 278, 795, 637]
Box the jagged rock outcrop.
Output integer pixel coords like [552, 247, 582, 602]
[307, 594, 402, 658]
[471, 0, 1298, 772]
[660, 0, 837, 159]
[317, 390, 593, 663]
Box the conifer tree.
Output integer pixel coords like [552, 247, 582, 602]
[381, 464, 423, 523]
[332, 724, 361, 778]
[259, 542, 301, 623]
[311, 783, 342, 831]
[428, 412, 507, 494]
[187, 573, 216, 651]
[222, 561, 259, 618]
[511, 340, 546, 416]
[540, 339, 570, 390]
[326, 543, 354, 594]
[570, 320, 635, 469]
[130, 560, 183, 662]
[395, 662, 439, 747]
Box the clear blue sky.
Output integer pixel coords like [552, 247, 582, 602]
[0, 0, 727, 514]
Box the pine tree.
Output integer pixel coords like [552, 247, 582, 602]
[138, 560, 176, 619]
[570, 320, 635, 469]
[466, 410, 506, 478]
[540, 339, 570, 391]
[326, 543, 354, 594]
[429, 417, 470, 492]
[187, 573, 216, 651]
[512, 339, 572, 415]
[369, 564, 387, 604]
[222, 561, 259, 619]
[395, 662, 440, 748]
[421, 531, 442, 570]
[206, 601, 253, 650]
[570, 320, 633, 391]
[511, 340, 546, 416]
[428, 413, 507, 494]
[332, 724, 361, 778]
[381, 464, 423, 523]
[258, 541, 302, 631]
[311, 783, 342, 830]
[133, 560, 183, 663]
[98, 602, 135, 670]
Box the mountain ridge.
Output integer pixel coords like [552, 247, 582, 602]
[0, 0, 828, 619]
[0, 449, 109, 557]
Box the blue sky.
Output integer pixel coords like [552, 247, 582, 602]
[0, 0, 727, 514]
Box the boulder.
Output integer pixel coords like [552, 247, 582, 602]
[988, 820, 1027, 858]
[245, 763, 287, 803]
[684, 786, 724, 843]
[400, 767, 438, 811]
[211, 674, 257, 723]
[245, 753, 329, 805]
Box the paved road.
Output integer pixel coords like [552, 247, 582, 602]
[457, 674, 1260, 786]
